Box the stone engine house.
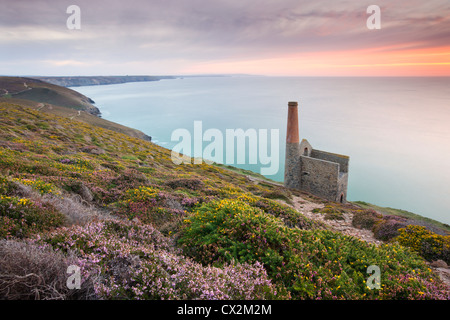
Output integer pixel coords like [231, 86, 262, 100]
[284, 101, 349, 203]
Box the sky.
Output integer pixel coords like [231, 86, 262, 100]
[1, 0, 449, 76]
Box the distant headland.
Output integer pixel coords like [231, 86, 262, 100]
[31, 74, 256, 88]
[32, 75, 178, 87]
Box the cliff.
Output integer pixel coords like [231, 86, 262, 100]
[33, 75, 177, 87]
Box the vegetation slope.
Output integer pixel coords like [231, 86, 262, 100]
[0, 83, 449, 300]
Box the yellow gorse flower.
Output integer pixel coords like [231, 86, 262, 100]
[18, 198, 31, 206]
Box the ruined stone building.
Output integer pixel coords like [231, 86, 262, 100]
[284, 101, 349, 203]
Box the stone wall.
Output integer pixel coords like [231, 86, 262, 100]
[310, 149, 349, 173]
[300, 156, 339, 200]
[284, 143, 302, 189]
[337, 172, 349, 202]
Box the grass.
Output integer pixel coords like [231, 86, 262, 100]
[352, 201, 450, 234]
[0, 97, 151, 142]
[215, 163, 283, 184]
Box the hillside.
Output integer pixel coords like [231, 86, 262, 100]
[0, 93, 449, 300]
[0, 77, 100, 116]
[0, 77, 151, 142]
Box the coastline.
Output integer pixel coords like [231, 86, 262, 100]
[32, 75, 178, 88]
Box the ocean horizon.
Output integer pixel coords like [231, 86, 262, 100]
[72, 75, 450, 224]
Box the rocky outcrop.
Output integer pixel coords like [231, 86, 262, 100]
[82, 103, 101, 117]
[431, 260, 449, 269]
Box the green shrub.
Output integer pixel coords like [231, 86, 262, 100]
[237, 193, 318, 229]
[396, 225, 450, 264]
[178, 199, 449, 300]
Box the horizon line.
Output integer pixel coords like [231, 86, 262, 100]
[3, 74, 450, 78]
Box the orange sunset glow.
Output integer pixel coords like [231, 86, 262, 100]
[182, 45, 450, 77]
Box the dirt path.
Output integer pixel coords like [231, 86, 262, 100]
[69, 110, 82, 120]
[291, 195, 383, 245]
[244, 173, 384, 246]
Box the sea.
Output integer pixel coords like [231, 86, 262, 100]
[72, 76, 450, 224]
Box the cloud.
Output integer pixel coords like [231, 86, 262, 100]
[42, 59, 94, 67]
[1, 0, 449, 75]
[0, 26, 95, 43]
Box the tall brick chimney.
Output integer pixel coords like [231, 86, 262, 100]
[286, 102, 299, 143]
[284, 101, 301, 189]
